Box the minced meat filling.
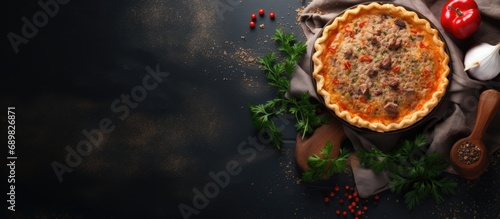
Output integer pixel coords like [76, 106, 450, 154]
[322, 11, 441, 122]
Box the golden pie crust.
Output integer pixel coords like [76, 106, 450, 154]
[312, 2, 450, 132]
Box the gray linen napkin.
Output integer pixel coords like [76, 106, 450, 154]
[290, 0, 500, 197]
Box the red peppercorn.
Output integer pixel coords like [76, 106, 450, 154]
[342, 211, 347, 216]
[350, 209, 355, 213]
[345, 185, 350, 190]
[329, 192, 335, 197]
[335, 210, 340, 215]
[348, 205, 352, 210]
[351, 202, 356, 207]
[251, 13, 257, 20]
[374, 194, 380, 200]
[363, 206, 368, 211]
[324, 197, 330, 203]
[353, 191, 358, 197]
[334, 185, 340, 191]
[348, 195, 353, 200]
[357, 210, 362, 215]
[355, 217, 360, 219]
[269, 12, 275, 19]
[355, 197, 360, 202]
[339, 198, 344, 204]
[344, 192, 349, 197]
[249, 21, 255, 28]
[258, 9, 265, 16]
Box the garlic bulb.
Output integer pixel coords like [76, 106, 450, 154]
[464, 42, 500, 81]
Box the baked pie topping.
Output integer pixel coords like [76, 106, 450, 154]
[312, 2, 450, 132]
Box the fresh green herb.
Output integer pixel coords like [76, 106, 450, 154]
[250, 29, 327, 148]
[357, 146, 392, 172]
[249, 99, 286, 147]
[302, 141, 350, 182]
[357, 134, 457, 210]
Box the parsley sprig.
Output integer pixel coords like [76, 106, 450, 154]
[357, 134, 457, 210]
[302, 141, 350, 182]
[250, 29, 327, 148]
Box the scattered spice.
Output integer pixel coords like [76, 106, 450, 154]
[295, 5, 325, 22]
[295, 6, 305, 22]
[322, 184, 380, 217]
[231, 47, 259, 73]
[457, 141, 481, 165]
[246, 9, 276, 31]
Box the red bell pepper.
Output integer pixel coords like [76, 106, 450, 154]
[440, 0, 481, 39]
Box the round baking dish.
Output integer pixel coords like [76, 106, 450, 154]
[310, 2, 453, 140]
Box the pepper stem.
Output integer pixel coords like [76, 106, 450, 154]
[447, 5, 463, 16]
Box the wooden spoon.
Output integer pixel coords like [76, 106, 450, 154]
[450, 89, 500, 180]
